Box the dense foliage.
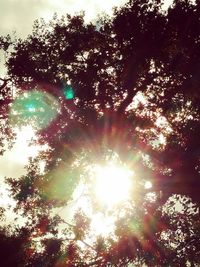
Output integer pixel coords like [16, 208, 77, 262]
[1, 0, 200, 266]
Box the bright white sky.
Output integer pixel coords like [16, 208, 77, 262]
[0, 0, 172, 75]
[0, 0, 128, 38]
[0, 0, 128, 75]
[0, 0, 173, 37]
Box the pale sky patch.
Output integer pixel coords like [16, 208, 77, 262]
[0, 0, 172, 75]
[0, 0, 127, 38]
[0, 126, 48, 225]
[0, 0, 173, 38]
[0, 126, 46, 178]
[0, 0, 127, 75]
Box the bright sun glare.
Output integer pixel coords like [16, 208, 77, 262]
[94, 164, 133, 208]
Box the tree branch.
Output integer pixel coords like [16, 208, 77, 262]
[117, 51, 147, 114]
[0, 78, 11, 90]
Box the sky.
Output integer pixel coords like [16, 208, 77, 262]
[0, 0, 128, 38]
[0, 0, 173, 37]
[0, 0, 172, 72]
[0, 0, 128, 76]
[0, 0, 173, 223]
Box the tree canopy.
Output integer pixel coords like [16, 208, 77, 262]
[1, 0, 200, 266]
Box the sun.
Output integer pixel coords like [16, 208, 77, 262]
[93, 164, 133, 208]
[58, 162, 134, 238]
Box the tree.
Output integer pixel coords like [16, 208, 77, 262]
[0, 35, 15, 154]
[1, 0, 200, 266]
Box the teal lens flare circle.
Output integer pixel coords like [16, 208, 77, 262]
[10, 90, 60, 130]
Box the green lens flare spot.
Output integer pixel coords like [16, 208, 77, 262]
[10, 89, 60, 130]
[25, 103, 36, 112]
[63, 85, 74, 100]
[39, 165, 80, 204]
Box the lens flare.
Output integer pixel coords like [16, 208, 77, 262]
[38, 165, 80, 204]
[10, 90, 60, 130]
[63, 85, 74, 100]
